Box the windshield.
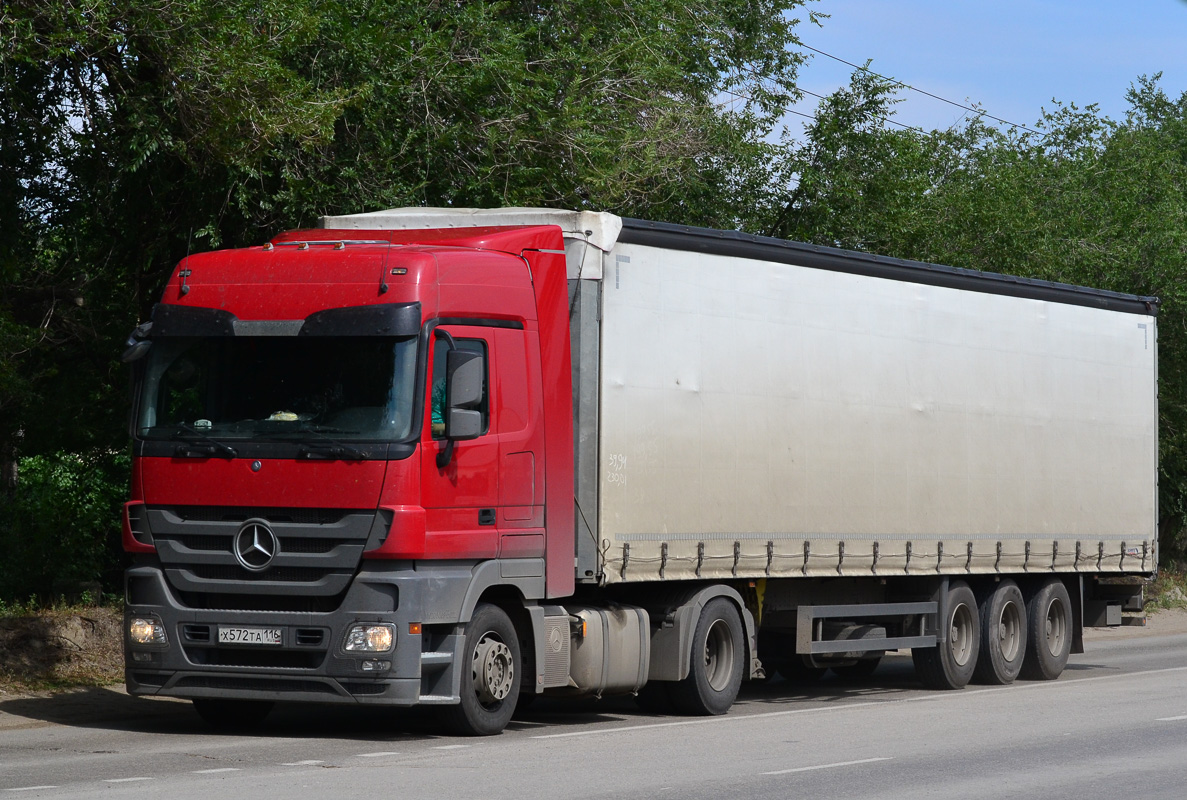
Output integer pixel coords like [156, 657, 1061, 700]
[136, 336, 419, 441]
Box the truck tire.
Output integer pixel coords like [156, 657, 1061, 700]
[191, 698, 273, 730]
[669, 598, 744, 715]
[973, 579, 1027, 685]
[443, 603, 521, 736]
[1020, 578, 1072, 681]
[912, 581, 979, 690]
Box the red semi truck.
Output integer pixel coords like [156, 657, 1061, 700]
[122, 208, 1159, 734]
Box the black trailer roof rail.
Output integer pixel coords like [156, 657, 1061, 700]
[618, 218, 1159, 316]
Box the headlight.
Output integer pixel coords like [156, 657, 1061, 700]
[344, 624, 395, 653]
[129, 617, 168, 646]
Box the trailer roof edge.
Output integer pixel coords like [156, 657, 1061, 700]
[618, 218, 1159, 317]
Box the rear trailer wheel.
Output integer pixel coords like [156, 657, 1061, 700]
[973, 579, 1027, 685]
[1020, 578, 1072, 681]
[443, 603, 521, 736]
[191, 698, 274, 730]
[669, 598, 744, 716]
[913, 581, 980, 690]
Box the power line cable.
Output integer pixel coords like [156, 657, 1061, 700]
[798, 42, 1045, 136]
[796, 86, 927, 134]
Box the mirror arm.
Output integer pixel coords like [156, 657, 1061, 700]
[436, 439, 455, 469]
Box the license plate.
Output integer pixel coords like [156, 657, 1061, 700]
[218, 627, 282, 646]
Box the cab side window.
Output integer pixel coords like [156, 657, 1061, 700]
[431, 337, 489, 438]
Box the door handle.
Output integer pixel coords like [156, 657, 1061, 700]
[478, 508, 496, 526]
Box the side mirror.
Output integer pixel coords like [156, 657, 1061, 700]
[443, 349, 484, 441]
[121, 322, 154, 363]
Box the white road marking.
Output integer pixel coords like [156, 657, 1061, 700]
[356, 752, 402, 758]
[762, 757, 893, 776]
[531, 702, 886, 739]
[1156, 715, 1187, 721]
[104, 777, 154, 783]
[7, 788, 58, 792]
[433, 745, 469, 750]
[283, 760, 325, 766]
[531, 665, 1187, 740]
[192, 768, 241, 774]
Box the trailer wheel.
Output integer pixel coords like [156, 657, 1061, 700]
[443, 603, 521, 736]
[973, 579, 1027, 685]
[1020, 578, 1072, 681]
[913, 581, 979, 690]
[669, 598, 744, 715]
[191, 698, 273, 730]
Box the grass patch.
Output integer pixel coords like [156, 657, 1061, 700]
[1147, 564, 1187, 611]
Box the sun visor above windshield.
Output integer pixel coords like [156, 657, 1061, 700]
[150, 302, 421, 337]
[151, 303, 236, 336]
[301, 303, 421, 337]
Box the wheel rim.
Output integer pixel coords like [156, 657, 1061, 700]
[949, 602, 974, 667]
[704, 619, 736, 692]
[1043, 596, 1068, 657]
[997, 598, 1023, 662]
[472, 631, 514, 706]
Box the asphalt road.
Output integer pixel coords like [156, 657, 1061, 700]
[3, 620, 1187, 799]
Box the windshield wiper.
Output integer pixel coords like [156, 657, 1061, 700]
[252, 426, 366, 460]
[298, 427, 365, 460]
[171, 426, 238, 459]
[297, 440, 366, 461]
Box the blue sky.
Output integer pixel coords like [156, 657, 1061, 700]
[783, 0, 1187, 137]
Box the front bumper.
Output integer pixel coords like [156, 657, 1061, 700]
[123, 561, 461, 706]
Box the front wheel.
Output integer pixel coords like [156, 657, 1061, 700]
[669, 598, 744, 716]
[443, 603, 521, 736]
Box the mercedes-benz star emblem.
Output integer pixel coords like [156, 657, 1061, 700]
[234, 520, 279, 572]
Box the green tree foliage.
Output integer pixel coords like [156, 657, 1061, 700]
[0, 451, 130, 600]
[772, 71, 1187, 559]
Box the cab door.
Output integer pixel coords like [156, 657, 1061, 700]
[420, 325, 499, 558]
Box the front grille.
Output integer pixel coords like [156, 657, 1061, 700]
[175, 591, 345, 613]
[171, 506, 349, 525]
[145, 505, 382, 612]
[174, 676, 339, 695]
[164, 535, 343, 555]
[185, 565, 330, 583]
[183, 646, 326, 669]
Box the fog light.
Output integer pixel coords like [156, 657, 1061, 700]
[361, 660, 391, 672]
[132, 651, 154, 663]
[344, 624, 395, 653]
[129, 617, 168, 646]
